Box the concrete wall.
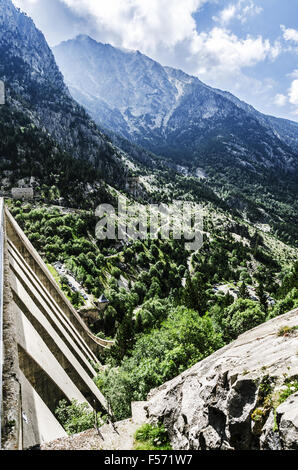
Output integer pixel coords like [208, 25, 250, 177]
[11, 188, 34, 200]
[1, 230, 22, 450]
[5, 207, 114, 354]
[1, 203, 113, 449]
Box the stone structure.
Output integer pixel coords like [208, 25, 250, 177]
[97, 294, 109, 312]
[0, 199, 114, 449]
[11, 188, 34, 201]
[146, 308, 298, 450]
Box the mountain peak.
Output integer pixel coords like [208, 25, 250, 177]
[73, 34, 117, 50]
[0, 0, 129, 183]
[53, 36, 298, 176]
[74, 34, 100, 44]
[0, 0, 67, 93]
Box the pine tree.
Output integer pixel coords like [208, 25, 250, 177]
[239, 281, 249, 299]
[256, 282, 268, 314]
[112, 314, 135, 363]
[183, 273, 208, 315]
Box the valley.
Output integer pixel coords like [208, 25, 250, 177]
[0, 0, 297, 451]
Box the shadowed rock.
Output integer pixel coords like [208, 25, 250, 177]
[146, 308, 298, 450]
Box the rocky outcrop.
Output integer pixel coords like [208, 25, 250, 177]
[53, 35, 298, 173]
[146, 308, 298, 450]
[0, 0, 130, 187]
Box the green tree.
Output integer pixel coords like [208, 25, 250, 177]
[256, 282, 268, 314]
[213, 298, 266, 342]
[55, 399, 103, 435]
[239, 281, 250, 299]
[112, 314, 135, 363]
[183, 273, 208, 315]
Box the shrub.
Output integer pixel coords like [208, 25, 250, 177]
[276, 325, 298, 337]
[212, 299, 266, 341]
[134, 423, 172, 450]
[55, 399, 104, 435]
[277, 380, 298, 406]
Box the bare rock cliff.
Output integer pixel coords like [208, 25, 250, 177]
[147, 308, 298, 450]
[0, 0, 129, 186]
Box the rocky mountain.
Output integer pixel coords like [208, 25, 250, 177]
[147, 308, 298, 450]
[0, 1, 297, 243]
[53, 35, 298, 175]
[0, 0, 132, 188]
[52, 35, 298, 244]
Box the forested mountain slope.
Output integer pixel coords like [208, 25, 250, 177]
[0, 0, 130, 188]
[54, 35, 298, 174]
[53, 35, 298, 245]
[0, 1, 297, 443]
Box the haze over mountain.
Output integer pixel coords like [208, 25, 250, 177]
[53, 34, 298, 176]
[0, 0, 134, 190]
[0, 0, 297, 243]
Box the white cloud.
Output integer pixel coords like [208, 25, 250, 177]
[191, 27, 280, 75]
[289, 80, 298, 106]
[13, 0, 38, 4]
[213, 4, 236, 25]
[274, 94, 287, 107]
[213, 1, 263, 26]
[276, 77, 298, 116]
[59, 0, 209, 55]
[272, 74, 298, 114]
[281, 25, 298, 43]
[238, 1, 263, 23]
[288, 69, 298, 79]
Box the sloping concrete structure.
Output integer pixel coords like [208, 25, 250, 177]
[0, 199, 113, 449]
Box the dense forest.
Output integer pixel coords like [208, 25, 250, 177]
[7, 199, 298, 424]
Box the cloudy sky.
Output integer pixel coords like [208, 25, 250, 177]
[12, 0, 298, 121]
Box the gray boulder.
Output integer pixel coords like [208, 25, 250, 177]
[146, 308, 298, 450]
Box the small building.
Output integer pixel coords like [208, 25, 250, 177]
[97, 294, 109, 311]
[11, 187, 34, 200]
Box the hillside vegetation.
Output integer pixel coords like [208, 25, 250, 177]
[8, 199, 298, 420]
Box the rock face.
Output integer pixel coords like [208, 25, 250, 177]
[53, 35, 298, 174]
[0, 0, 129, 187]
[146, 308, 298, 450]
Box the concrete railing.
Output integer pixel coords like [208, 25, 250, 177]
[0, 198, 22, 450]
[5, 206, 114, 354]
[0, 200, 116, 448]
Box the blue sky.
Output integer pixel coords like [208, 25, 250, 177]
[12, 0, 298, 122]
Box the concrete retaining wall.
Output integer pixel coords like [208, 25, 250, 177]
[1, 202, 112, 449]
[1, 225, 22, 450]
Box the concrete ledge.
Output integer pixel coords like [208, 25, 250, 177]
[1, 202, 112, 448]
[5, 207, 114, 354]
[1, 230, 22, 450]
